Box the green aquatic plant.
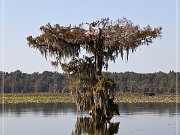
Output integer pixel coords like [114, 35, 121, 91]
[0, 93, 179, 104]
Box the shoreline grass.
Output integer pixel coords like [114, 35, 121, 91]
[0, 93, 179, 104]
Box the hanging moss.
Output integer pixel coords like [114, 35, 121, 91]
[27, 18, 162, 119]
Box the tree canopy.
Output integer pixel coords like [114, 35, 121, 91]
[27, 18, 162, 75]
[27, 18, 162, 119]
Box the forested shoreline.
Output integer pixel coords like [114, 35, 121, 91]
[0, 70, 179, 94]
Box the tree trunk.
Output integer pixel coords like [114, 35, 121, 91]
[90, 29, 119, 119]
[94, 30, 103, 118]
[93, 30, 110, 119]
[95, 28, 103, 77]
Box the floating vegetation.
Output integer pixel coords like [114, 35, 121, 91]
[0, 93, 75, 104]
[115, 93, 180, 103]
[0, 93, 179, 104]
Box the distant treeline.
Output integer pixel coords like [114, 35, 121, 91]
[0, 70, 179, 94]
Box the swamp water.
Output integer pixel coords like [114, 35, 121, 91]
[0, 103, 179, 135]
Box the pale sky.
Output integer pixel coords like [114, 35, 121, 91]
[0, 0, 179, 73]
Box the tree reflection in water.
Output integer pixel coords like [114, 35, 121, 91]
[71, 117, 120, 135]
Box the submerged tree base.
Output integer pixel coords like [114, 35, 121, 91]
[89, 98, 120, 120]
[73, 75, 120, 119]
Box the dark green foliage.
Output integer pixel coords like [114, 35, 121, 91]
[1, 70, 179, 94]
[109, 71, 179, 94]
[1, 71, 66, 93]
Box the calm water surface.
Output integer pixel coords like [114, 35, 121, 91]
[0, 103, 180, 135]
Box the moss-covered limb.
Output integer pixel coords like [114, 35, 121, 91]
[0, 93, 179, 104]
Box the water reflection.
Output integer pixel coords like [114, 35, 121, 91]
[0, 103, 179, 135]
[0, 103, 179, 116]
[71, 117, 120, 135]
[1, 103, 77, 116]
[118, 103, 180, 115]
